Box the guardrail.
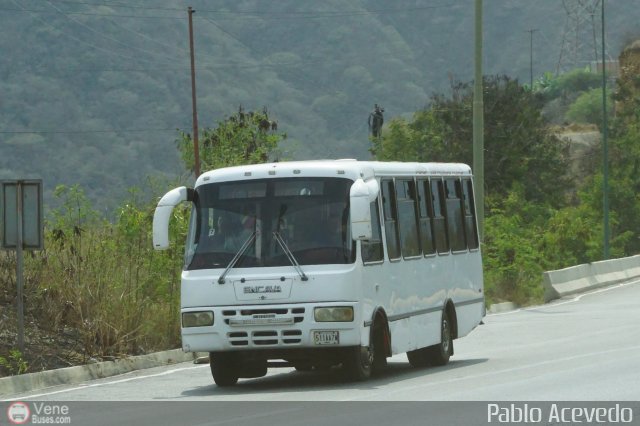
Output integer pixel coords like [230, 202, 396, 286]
[543, 254, 640, 302]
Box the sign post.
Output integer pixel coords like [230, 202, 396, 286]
[1, 180, 44, 353]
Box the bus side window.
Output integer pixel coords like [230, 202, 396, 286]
[431, 178, 449, 254]
[381, 179, 401, 260]
[462, 178, 479, 250]
[396, 179, 421, 258]
[417, 179, 436, 255]
[445, 178, 466, 252]
[362, 198, 384, 263]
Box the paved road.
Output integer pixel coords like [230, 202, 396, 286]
[7, 280, 640, 402]
[3, 281, 640, 425]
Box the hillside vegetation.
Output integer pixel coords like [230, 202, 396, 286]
[2, 0, 639, 208]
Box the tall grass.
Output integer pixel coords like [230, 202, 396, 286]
[0, 183, 190, 360]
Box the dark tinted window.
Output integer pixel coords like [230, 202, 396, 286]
[431, 179, 449, 254]
[445, 178, 466, 252]
[186, 177, 355, 270]
[381, 179, 401, 260]
[462, 178, 479, 250]
[363, 199, 384, 263]
[396, 179, 421, 257]
[417, 179, 436, 255]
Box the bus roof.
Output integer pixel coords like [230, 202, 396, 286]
[195, 160, 472, 187]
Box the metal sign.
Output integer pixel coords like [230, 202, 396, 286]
[1, 179, 43, 353]
[1, 179, 43, 250]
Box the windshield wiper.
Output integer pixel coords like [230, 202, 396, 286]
[272, 231, 308, 281]
[217, 231, 257, 284]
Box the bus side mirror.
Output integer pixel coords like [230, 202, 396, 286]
[350, 179, 378, 241]
[153, 186, 192, 250]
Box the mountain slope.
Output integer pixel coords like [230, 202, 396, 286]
[1, 0, 638, 208]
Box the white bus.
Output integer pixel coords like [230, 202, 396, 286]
[153, 160, 484, 386]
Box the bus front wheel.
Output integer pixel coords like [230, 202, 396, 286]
[210, 352, 239, 387]
[343, 346, 372, 381]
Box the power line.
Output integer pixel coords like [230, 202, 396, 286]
[0, 128, 185, 134]
[1, 3, 459, 20]
[198, 16, 254, 53]
[0, 6, 182, 18]
[45, 0, 458, 16]
[44, 0, 185, 11]
[198, 4, 459, 18]
[7, 0, 178, 65]
[87, 10, 191, 58]
[40, 0, 184, 65]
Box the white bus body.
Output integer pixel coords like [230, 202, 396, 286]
[153, 160, 484, 385]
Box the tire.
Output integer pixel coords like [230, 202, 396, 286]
[407, 310, 453, 368]
[426, 310, 453, 366]
[342, 346, 372, 381]
[210, 352, 239, 387]
[240, 360, 267, 378]
[371, 322, 388, 373]
[294, 362, 314, 372]
[406, 346, 430, 368]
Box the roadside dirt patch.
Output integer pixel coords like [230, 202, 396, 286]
[0, 303, 90, 378]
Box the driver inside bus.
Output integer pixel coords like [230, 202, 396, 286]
[303, 212, 345, 250]
[321, 213, 345, 248]
[210, 215, 242, 251]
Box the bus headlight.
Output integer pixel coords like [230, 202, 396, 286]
[182, 311, 214, 327]
[314, 307, 354, 322]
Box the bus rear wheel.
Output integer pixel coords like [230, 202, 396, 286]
[427, 310, 452, 366]
[407, 310, 452, 368]
[210, 352, 239, 387]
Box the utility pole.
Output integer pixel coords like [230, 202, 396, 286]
[526, 29, 539, 88]
[601, 0, 609, 259]
[16, 185, 24, 353]
[473, 0, 484, 241]
[188, 7, 201, 178]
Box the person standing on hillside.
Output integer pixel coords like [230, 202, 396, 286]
[368, 104, 384, 138]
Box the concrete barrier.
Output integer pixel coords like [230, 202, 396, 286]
[0, 349, 200, 397]
[543, 254, 640, 302]
[487, 301, 519, 314]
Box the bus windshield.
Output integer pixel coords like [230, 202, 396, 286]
[184, 177, 355, 270]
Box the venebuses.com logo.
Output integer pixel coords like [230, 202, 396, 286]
[5, 402, 72, 425]
[6, 401, 30, 425]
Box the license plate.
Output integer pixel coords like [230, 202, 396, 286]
[313, 331, 339, 345]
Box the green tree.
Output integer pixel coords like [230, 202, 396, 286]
[583, 123, 640, 256]
[177, 107, 286, 173]
[371, 75, 571, 206]
[483, 186, 547, 305]
[565, 88, 613, 126]
[535, 68, 602, 101]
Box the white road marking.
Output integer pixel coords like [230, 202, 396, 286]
[489, 279, 640, 316]
[3, 364, 209, 401]
[340, 343, 640, 401]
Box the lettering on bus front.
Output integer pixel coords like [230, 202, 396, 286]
[243, 285, 282, 294]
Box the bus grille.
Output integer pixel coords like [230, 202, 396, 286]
[227, 329, 302, 346]
[222, 307, 306, 325]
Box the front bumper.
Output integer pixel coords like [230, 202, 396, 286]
[181, 302, 361, 353]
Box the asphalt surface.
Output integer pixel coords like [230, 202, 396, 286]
[3, 280, 640, 425]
